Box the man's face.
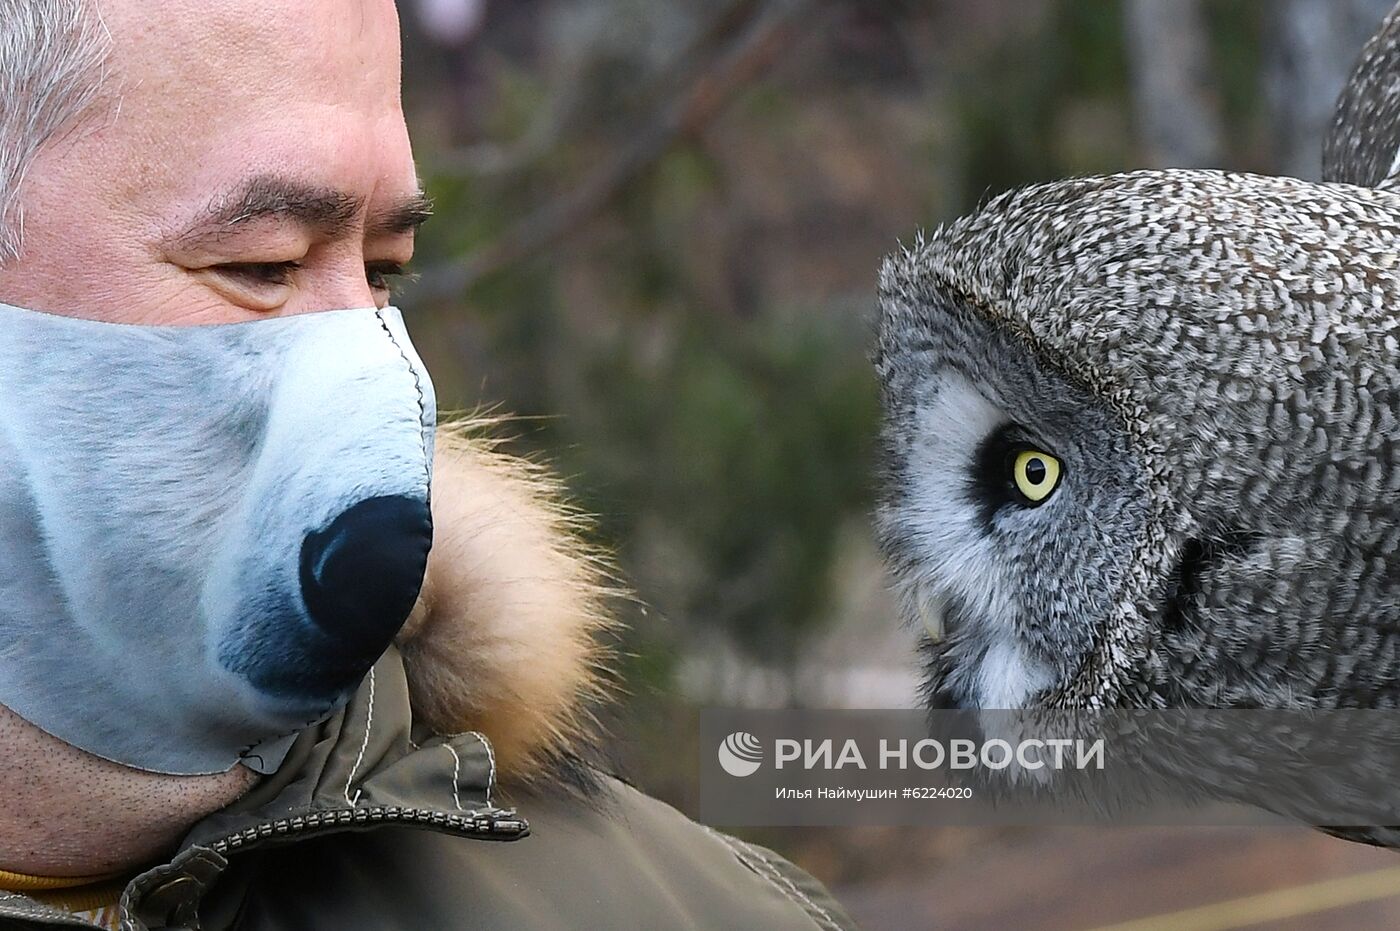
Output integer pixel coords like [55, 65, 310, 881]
[0, 0, 424, 324]
[0, 1, 420, 870]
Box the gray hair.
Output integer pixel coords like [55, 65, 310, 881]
[0, 0, 111, 263]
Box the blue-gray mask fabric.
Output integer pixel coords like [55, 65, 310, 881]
[0, 304, 436, 775]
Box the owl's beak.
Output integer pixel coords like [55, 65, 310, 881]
[918, 593, 948, 642]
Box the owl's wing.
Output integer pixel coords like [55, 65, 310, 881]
[1323, 0, 1400, 190]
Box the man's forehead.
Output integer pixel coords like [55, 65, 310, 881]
[99, 0, 399, 38]
[98, 0, 402, 93]
[78, 0, 414, 235]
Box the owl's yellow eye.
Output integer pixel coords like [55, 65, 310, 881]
[1012, 448, 1061, 503]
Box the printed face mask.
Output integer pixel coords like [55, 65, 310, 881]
[0, 303, 435, 775]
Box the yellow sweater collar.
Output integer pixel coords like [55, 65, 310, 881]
[0, 867, 127, 913]
[0, 868, 121, 892]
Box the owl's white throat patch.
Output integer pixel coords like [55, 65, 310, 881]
[974, 641, 1053, 709]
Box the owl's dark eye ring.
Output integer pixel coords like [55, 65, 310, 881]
[968, 425, 1065, 524]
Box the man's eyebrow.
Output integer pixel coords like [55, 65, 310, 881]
[369, 191, 434, 236]
[170, 175, 365, 248]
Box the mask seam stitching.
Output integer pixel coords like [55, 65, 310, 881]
[373, 308, 431, 493]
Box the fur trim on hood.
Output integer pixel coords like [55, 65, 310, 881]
[395, 420, 619, 784]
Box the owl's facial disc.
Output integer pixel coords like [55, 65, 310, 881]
[876, 296, 1148, 711]
[889, 373, 1069, 708]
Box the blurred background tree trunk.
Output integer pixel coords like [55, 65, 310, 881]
[1124, 0, 1223, 167]
[1266, 0, 1396, 180]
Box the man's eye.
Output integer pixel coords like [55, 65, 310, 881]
[217, 261, 301, 287]
[366, 262, 408, 293]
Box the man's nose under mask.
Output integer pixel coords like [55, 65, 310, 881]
[0, 302, 436, 775]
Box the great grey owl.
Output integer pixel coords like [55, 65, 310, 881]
[874, 0, 1400, 824]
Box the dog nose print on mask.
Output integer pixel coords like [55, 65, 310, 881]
[235, 490, 431, 700]
[0, 303, 436, 775]
[301, 496, 433, 664]
[218, 493, 434, 705]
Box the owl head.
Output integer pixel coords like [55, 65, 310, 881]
[875, 4, 1400, 714]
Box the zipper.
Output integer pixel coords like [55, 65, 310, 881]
[0, 808, 528, 930]
[105, 806, 527, 931]
[206, 804, 528, 855]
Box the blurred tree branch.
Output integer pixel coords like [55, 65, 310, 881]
[412, 0, 827, 302]
[429, 45, 589, 177]
[429, 0, 768, 177]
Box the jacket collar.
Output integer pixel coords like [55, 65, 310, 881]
[0, 648, 527, 931]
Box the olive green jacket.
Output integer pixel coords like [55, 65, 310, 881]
[0, 650, 854, 930]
